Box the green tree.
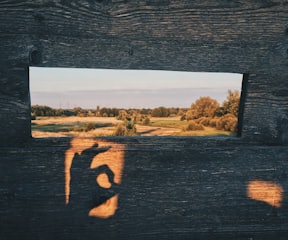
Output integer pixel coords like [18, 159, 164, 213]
[31, 105, 56, 116]
[117, 110, 128, 120]
[140, 108, 152, 115]
[221, 90, 240, 117]
[113, 119, 136, 136]
[216, 114, 238, 132]
[142, 117, 150, 126]
[151, 106, 169, 117]
[184, 120, 205, 131]
[186, 97, 219, 120]
[72, 107, 83, 116]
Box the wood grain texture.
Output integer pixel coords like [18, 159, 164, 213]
[0, 0, 288, 145]
[0, 138, 288, 239]
[0, 1, 288, 237]
[0, 35, 31, 146]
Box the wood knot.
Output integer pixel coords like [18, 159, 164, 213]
[29, 49, 42, 65]
[128, 48, 134, 56]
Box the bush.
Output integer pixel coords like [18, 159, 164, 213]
[73, 122, 96, 132]
[216, 114, 238, 132]
[184, 120, 205, 131]
[151, 106, 169, 117]
[180, 115, 186, 121]
[209, 118, 218, 128]
[114, 123, 128, 136]
[84, 122, 96, 132]
[195, 117, 212, 127]
[113, 122, 136, 136]
[116, 110, 128, 120]
[142, 117, 150, 126]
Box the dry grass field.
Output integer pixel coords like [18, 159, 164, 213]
[32, 116, 121, 138]
[32, 116, 234, 138]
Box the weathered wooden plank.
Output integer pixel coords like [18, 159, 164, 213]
[0, 1, 288, 145]
[0, 1, 287, 42]
[0, 71, 30, 145]
[0, 139, 288, 239]
[1, 1, 288, 239]
[1, 35, 288, 145]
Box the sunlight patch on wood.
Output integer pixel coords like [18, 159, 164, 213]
[65, 138, 125, 218]
[247, 180, 283, 208]
[88, 194, 119, 219]
[96, 173, 112, 189]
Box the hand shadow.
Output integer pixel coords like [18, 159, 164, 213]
[68, 143, 119, 215]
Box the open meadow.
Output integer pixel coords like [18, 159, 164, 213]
[32, 116, 235, 138]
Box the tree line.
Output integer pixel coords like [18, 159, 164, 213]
[31, 105, 185, 118]
[31, 89, 240, 132]
[180, 90, 240, 132]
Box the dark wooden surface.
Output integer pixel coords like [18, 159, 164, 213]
[0, 0, 288, 145]
[1, 0, 288, 239]
[1, 137, 288, 239]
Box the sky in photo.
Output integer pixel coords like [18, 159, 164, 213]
[30, 67, 243, 109]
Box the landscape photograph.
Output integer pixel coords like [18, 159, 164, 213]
[30, 67, 243, 138]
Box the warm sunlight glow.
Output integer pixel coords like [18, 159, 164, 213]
[31, 68, 243, 137]
[65, 138, 125, 218]
[247, 180, 283, 208]
[88, 194, 119, 219]
[97, 173, 112, 189]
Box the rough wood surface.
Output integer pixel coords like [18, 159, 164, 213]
[1, 138, 288, 239]
[1, 1, 288, 239]
[0, 0, 288, 145]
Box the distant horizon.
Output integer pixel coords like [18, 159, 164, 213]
[30, 67, 243, 109]
[31, 88, 238, 109]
